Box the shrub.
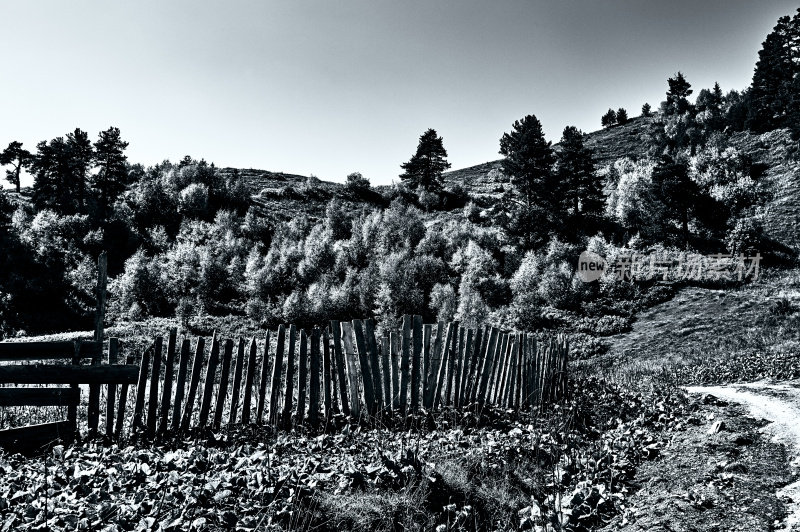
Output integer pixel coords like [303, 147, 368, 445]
[178, 183, 209, 218]
[345, 172, 370, 193]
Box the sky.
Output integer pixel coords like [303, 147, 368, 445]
[1, 0, 798, 188]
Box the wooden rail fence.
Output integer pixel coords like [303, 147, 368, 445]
[127, 316, 569, 438]
[0, 315, 569, 450]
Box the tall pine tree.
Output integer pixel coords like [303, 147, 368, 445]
[92, 127, 129, 222]
[0, 141, 31, 194]
[66, 128, 93, 212]
[556, 126, 602, 224]
[399, 128, 451, 192]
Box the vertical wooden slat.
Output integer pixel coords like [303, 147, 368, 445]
[146, 336, 163, 438]
[365, 319, 383, 410]
[455, 329, 470, 407]
[445, 322, 460, 406]
[105, 337, 119, 438]
[310, 327, 321, 427]
[390, 331, 401, 410]
[489, 333, 507, 404]
[323, 328, 333, 417]
[181, 337, 206, 431]
[352, 319, 375, 412]
[340, 322, 361, 419]
[422, 324, 433, 404]
[241, 337, 258, 424]
[331, 321, 350, 416]
[503, 335, 518, 407]
[282, 325, 297, 428]
[467, 327, 487, 404]
[476, 328, 499, 404]
[228, 338, 246, 425]
[297, 329, 308, 426]
[433, 322, 455, 409]
[115, 354, 134, 439]
[266, 328, 282, 425]
[158, 328, 177, 436]
[409, 315, 423, 412]
[133, 345, 151, 434]
[494, 334, 511, 405]
[88, 251, 107, 438]
[213, 339, 234, 429]
[453, 328, 465, 408]
[399, 316, 411, 412]
[424, 322, 444, 409]
[68, 343, 79, 433]
[198, 334, 220, 428]
[514, 333, 524, 411]
[172, 338, 190, 432]
[380, 335, 392, 410]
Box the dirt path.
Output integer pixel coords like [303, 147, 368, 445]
[687, 381, 800, 531]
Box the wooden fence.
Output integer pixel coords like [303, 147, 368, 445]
[0, 315, 569, 449]
[0, 338, 138, 453]
[127, 316, 569, 438]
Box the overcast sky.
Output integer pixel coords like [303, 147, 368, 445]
[1, 1, 797, 187]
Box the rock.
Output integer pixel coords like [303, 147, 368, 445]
[707, 420, 725, 434]
[702, 394, 728, 406]
[723, 462, 749, 473]
[731, 433, 754, 446]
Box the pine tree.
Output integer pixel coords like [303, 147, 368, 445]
[92, 127, 129, 222]
[616, 108, 629, 125]
[30, 137, 77, 213]
[641, 103, 652, 117]
[0, 141, 31, 194]
[601, 109, 617, 128]
[66, 128, 93, 212]
[650, 155, 699, 248]
[556, 126, 602, 222]
[665, 72, 693, 114]
[748, 9, 800, 132]
[399, 129, 451, 192]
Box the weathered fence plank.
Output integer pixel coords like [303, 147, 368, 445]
[133, 346, 151, 434]
[197, 334, 220, 428]
[181, 337, 206, 431]
[433, 322, 455, 409]
[241, 337, 258, 424]
[453, 327, 465, 407]
[282, 325, 297, 428]
[309, 327, 321, 427]
[390, 331, 400, 410]
[229, 338, 246, 425]
[267, 328, 282, 425]
[352, 320, 375, 412]
[331, 321, 350, 416]
[172, 338, 190, 432]
[213, 338, 234, 429]
[477, 328, 499, 404]
[410, 315, 423, 411]
[0, 341, 101, 361]
[146, 335, 163, 438]
[365, 319, 382, 411]
[106, 337, 119, 438]
[0, 364, 139, 385]
[380, 335, 391, 410]
[422, 324, 432, 404]
[323, 328, 333, 416]
[297, 329, 308, 425]
[399, 317, 411, 412]
[0, 421, 74, 454]
[445, 322, 460, 406]
[115, 355, 135, 439]
[158, 329, 177, 435]
[340, 321, 361, 418]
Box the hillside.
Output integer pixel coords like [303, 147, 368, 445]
[442, 116, 655, 200]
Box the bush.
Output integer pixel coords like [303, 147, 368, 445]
[345, 172, 370, 193]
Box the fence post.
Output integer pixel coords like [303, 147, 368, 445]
[105, 337, 119, 438]
[172, 338, 190, 431]
[380, 335, 391, 410]
[331, 321, 350, 416]
[476, 328, 499, 404]
[241, 337, 258, 424]
[399, 316, 411, 413]
[453, 328, 465, 407]
[297, 329, 308, 426]
[228, 338, 246, 426]
[197, 333, 220, 428]
[424, 322, 443, 409]
[433, 322, 455, 409]
[365, 319, 382, 411]
[352, 320, 375, 413]
[213, 339, 234, 430]
[181, 337, 206, 431]
[282, 325, 297, 428]
[410, 316, 423, 412]
[340, 322, 361, 419]
[422, 324, 432, 404]
[146, 336, 163, 438]
[390, 331, 400, 411]
[445, 322, 460, 406]
[322, 328, 333, 419]
[88, 251, 107, 438]
[114, 354, 134, 439]
[158, 328, 177, 436]
[468, 327, 488, 404]
[267, 327, 283, 425]
[310, 327, 321, 428]
[133, 345, 151, 435]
